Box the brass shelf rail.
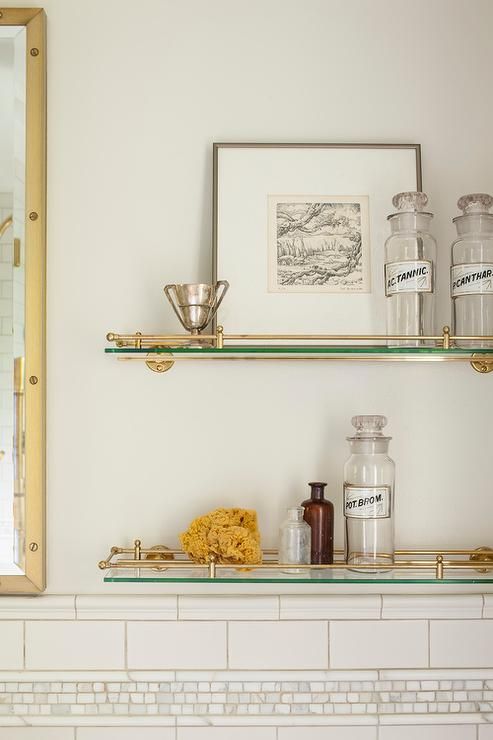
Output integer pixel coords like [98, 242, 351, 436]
[105, 326, 493, 374]
[99, 540, 493, 583]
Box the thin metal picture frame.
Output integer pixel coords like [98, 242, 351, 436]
[212, 142, 422, 335]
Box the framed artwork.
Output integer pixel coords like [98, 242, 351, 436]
[213, 143, 422, 336]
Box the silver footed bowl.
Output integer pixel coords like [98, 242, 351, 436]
[164, 280, 229, 334]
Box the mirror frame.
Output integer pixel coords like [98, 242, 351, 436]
[0, 7, 46, 593]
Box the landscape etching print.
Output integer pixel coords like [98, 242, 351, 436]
[268, 195, 371, 293]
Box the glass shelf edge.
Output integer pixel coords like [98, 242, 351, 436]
[104, 346, 493, 356]
[104, 576, 493, 584]
[103, 567, 493, 584]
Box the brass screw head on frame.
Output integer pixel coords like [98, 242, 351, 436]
[29, 211, 38, 221]
[30, 48, 39, 57]
[0, 12, 3, 19]
[29, 375, 38, 385]
[29, 542, 39, 552]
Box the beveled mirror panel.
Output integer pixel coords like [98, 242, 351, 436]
[0, 8, 45, 592]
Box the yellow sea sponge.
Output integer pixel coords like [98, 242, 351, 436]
[207, 525, 262, 565]
[180, 508, 261, 565]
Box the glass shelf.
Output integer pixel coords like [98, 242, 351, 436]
[100, 542, 493, 585]
[105, 328, 493, 372]
[104, 567, 493, 584]
[105, 345, 493, 355]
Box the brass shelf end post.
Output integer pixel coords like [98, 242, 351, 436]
[436, 554, 444, 580]
[216, 325, 224, 349]
[208, 554, 217, 578]
[442, 326, 451, 350]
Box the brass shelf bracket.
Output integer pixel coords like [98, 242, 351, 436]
[470, 354, 493, 374]
[145, 350, 174, 374]
[469, 546, 493, 571]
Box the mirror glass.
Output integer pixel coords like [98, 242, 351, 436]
[0, 26, 26, 575]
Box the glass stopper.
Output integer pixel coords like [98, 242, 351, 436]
[392, 192, 428, 212]
[457, 193, 493, 215]
[351, 414, 388, 437]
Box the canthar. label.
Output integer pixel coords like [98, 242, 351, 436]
[385, 260, 433, 296]
[343, 485, 391, 519]
[451, 263, 493, 297]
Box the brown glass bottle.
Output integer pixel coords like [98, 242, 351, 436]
[301, 482, 334, 564]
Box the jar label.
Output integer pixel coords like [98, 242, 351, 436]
[344, 485, 391, 519]
[451, 264, 493, 297]
[385, 260, 433, 296]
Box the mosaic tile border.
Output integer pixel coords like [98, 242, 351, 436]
[0, 679, 491, 718]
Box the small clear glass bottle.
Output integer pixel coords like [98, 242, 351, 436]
[344, 415, 395, 572]
[384, 192, 437, 346]
[279, 506, 311, 574]
[451, 193, 493, 348]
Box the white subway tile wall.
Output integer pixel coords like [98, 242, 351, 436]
[127, 621, 227, 669]
[483, 595, 493, 618]
[25, 621, 125, 670]
[228, 621, 328, 669]
[279, 729, 377, 740]
[0, 621, 24, 669]
[179, 596, 279, 621]
[381, 595, 483, 620]
[330, 620, 429, 669]
[430, 620, 493, 667]
[176, 729, 276, 740]
[0, 594, 491, 736]
[76, 595, 177, 621]
[379, 727, 476, 739]
[0, 595, 76, 620]
[0, 731, 74, 740]
[77, 730, 175, 739]
[280, 595, 381, 620]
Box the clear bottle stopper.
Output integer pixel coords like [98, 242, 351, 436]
[392, 191, 429, 212]
[457, 193, 493, 215]
[351, 414, 388, 437]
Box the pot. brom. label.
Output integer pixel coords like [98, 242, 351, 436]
[344, 485, 391, 519]
[451, 264, 493, 297]
[385, 260, 433, 296]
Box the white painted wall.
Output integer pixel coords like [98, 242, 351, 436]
[6, 0, 493, 593]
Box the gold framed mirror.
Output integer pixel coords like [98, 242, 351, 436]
[0, 8, 45, 592]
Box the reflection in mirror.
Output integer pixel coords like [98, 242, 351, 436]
[0, 26, 26, 575]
